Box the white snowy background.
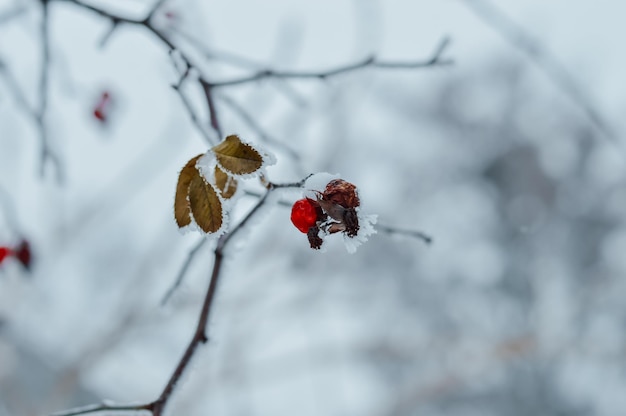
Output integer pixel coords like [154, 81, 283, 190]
[1, 0, 626, 415]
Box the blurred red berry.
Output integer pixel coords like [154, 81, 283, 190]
[0, 247, 12, 264]
[94, 108, 106, 122]
[93, 91, 111, 123]
[14, 240, 31, 270]
[291, 198, 321, 233]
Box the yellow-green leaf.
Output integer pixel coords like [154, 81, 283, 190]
[214, 165, 238, 199]
[188, 171, 223, 233]
[174, 154, 203, 228]
[211, 135, 263, 175]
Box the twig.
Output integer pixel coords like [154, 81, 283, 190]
[37, 0, 63, 182]
[207, 36, 452, 88]
[148, 181, 294, 416]
[50, 402, 150, 416]
[171, 83, 217, 145]
[376, 224, 432, 245]
[160, 237, 209, 306]
[49, 179, 305, 416]
[56, 0, 224, 138]
[463, 0, 617, 143]
[199, 80, 222, 137]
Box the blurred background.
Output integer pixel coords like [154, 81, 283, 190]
[1, 0, 626, 415]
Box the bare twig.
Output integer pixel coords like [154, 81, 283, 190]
[199, 80, 222, 137]
[50, 402, 150, 416]
[463, 0, 617, 143]
[50, 179, 305, 416]
[207, 36, 453, 88]
[171, 83, 217, 145]
[148, 181, 297, 416]
[377, 224, 432, 245]
[37, 0, 63, 182]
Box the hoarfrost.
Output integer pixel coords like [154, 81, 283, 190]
[343, 211, 377, 254]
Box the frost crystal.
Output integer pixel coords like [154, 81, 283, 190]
[343, 211, 377, 254]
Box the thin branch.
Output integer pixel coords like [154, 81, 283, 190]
[207, 36, 453, 88]
[50, 402, 150, 416]
[376, 224, 432, 245]
[160, 237, 209, 306]
[171, 83, 217, 145]
[199, 80, 222, 137]
[149, 185, 281, 416]
[37, 0, 63, 182]
[49, 178, 306, 416]
[97, 19, 120, 48]
[463, 0, 617, 143]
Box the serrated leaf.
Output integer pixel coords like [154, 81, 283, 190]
[214, 165, 238, 199]
[212, 135, 263, 175]
[174, 154, 203, 228]
[188, 171, 223, 233]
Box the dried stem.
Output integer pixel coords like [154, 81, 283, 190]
[50, 402, 151, 416]
[376, 224, 433, 245]
[38, 0, 63, 182]
[50, 180, 304, 416]
[207, 36, 452, 88]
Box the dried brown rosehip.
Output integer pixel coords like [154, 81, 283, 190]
[323, 179, 360, 209]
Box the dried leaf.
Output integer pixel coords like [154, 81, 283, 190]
[214, 165, 238, 199]
[174, 154, 203, 228]
[212, 135, 263, 175]
[188, 171, 223, 233]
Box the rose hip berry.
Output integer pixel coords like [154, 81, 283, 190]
[290, 198, 320, 233]
[0, 247, 12, 265]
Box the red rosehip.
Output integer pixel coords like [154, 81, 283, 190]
[291, 198, 321, 233]
[0, 247, 12, 265]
